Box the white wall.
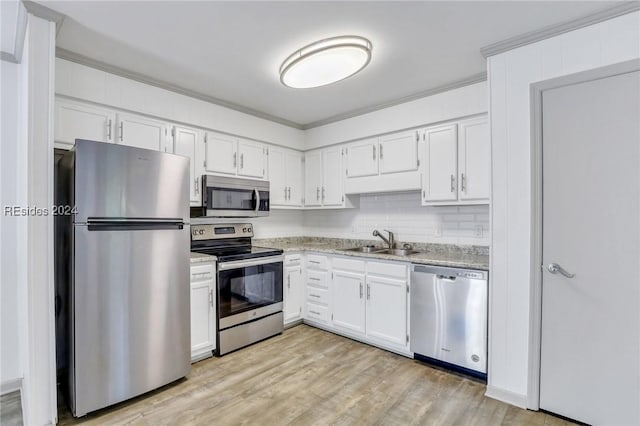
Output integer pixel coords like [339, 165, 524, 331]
[304, 81, 487, 149]
[0, 56, 25, 389]
[304, 192, 489, 245]
[55, 59, 306, 150]
[487, 10, 640, 407]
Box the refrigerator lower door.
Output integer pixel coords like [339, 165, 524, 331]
[70, 224, 190, 417]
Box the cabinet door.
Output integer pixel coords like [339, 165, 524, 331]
[284, 265, 303, 324]
[205, 131, 237, 175]
[322, 147, 344, 206]
[268, 147, 287, 206]
[286, 150, 304, 207]
[172, 125, 201, 204]
[422, 124, 458, 202]
[237, 140, 266, 179]
[458, 118, 490, 202]
[190, 279, 215, 358]
[346, 139, 378, 178]
[116, 113, 168, 152]
[366, 275, 408, 348]
[55, 100, 115, 147]
[379, 130, 419, 175]
[332, 270, 366, 335]
[304, 151, 323, 207]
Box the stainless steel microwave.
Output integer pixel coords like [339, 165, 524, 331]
[193, 175, 270, 218]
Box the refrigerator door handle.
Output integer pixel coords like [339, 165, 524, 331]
[86, 218, 185, 231]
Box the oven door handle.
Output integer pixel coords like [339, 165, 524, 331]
[218, 254, 284, 271]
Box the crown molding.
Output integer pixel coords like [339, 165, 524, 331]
[301, 72, 487, 130]
[0, 1, 27, 63]
[56, 47, 487, 132]
[55, 48, 305, 130]
[481, 2, 640, 58]
[22, 1, 65, 24]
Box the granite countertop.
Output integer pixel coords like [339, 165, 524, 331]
[190, 252, 217, 263]
[253, 237, 489, 271]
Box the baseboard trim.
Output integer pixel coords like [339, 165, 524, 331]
[485, 385, 529, 409]
[284, 319, 303, 329]
[1, 378, 22, 395]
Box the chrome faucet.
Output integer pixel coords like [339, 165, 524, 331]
[373, 229, 395, 249]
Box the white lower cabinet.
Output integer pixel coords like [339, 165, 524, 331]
[365, 273, 409, 349]
[302, 253, 411, 356]
[304, 255, 331, 326]
[332, 270, 366, 335]
[283, 254, 303, 325]
[190, 262, 216, 362]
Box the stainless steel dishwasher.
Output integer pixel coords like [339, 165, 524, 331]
[410, 264, 488, 378]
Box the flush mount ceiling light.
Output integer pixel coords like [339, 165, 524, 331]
[279, 35, 372, 89]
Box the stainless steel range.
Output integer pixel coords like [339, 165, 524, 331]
[191, 223, 284, 355]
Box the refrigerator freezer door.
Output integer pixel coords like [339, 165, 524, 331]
[71, 224, 190, 416]
[73, 140, 190, 223]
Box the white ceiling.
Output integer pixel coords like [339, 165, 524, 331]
[43, 1, 619, 128]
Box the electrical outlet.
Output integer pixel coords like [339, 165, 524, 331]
[475, 225, 483, 237]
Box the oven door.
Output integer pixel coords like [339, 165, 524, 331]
[217, 255, 283, 329]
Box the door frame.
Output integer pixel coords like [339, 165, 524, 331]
[527, 58, 640, 410]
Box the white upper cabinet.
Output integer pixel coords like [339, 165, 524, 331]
[346, 138, 378, 178]
[116, 112, 169, 152]
[458, 117, 490, 202]
[269, 147, 304, 208]
[55, 99, 115, 148]
[422, 124, 458, 203]
[237, 140, 266, 179]
[304, 147, 354, 209]
[204, 131, 238, 176]
[379, 130, 420, 175]
[344, 129, 421, 195]
[304, 150, 323, 207]
[204, 131, 267, 180]
[420, 116, 490, 206]
[322, 146, 344, 206]
[172, 125, 202, 204]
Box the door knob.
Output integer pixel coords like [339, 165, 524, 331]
[547, 263, 575, 278]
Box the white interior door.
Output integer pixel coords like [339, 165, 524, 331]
[540, 70, 640, 425]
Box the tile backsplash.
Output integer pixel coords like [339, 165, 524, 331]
[253, 192, 489, 245]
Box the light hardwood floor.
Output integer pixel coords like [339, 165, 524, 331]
[58, 325, 575, 425]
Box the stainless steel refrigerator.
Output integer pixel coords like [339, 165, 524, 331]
[58, 139, 191, 417]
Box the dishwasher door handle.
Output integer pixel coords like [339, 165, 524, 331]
[436, 275, 457, 281]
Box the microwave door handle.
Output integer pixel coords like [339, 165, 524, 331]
[254, 188, 260, 214]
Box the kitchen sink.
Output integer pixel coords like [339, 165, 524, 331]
[376, 248, 420, 256]
[343, 246, 385, 253]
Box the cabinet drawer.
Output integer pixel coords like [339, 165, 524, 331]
[307, 269, 328, 288]
[285, 254, 302, 266]
[190, 264, 215, 282]
[332, 257, 366, 273]
[306, 286, 329, 305]
[367, 261, 407, 279]
[306, 254, 328, 270]
[306, 303, 329, 323]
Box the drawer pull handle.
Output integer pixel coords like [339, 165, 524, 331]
[309, 277, 321, 281]
[309, 310, 320, 315]
[309, 294, 320, 298]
